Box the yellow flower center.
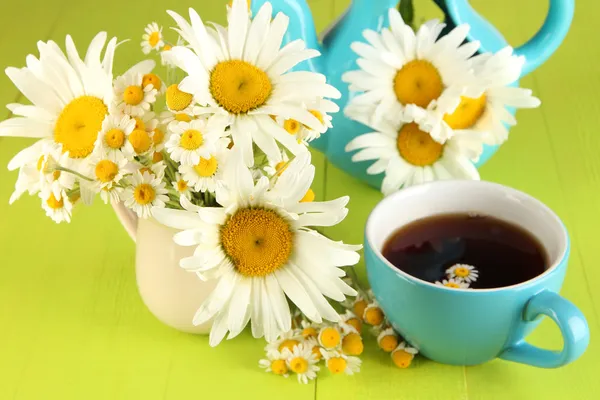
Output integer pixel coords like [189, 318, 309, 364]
[289, 357, 309, 374]
[95, 160, 119, 183]
[210, 60, 272, 114]
[274, 161, 288, 176]
[149, 31, 160, 47]
[270, 359, 287, 375]
[342, 333, 364, 356]
[364, 307, 384, 326]
[394, 60, 443, 108]
[142, 73, 162, 91]
[284, 119, 301, 135]
[319, 327, 341, 349]
[443, 95, 487, 129]
[392, 350, 414, 369]
[312, 346, 322, 361]
[397, 123, 443, 166]
[134, 183, 156, 205]
[52, 170, 61, 180]
[309, 110, 324, 125]
[353, 300, 367, 321]
[302, 327, 317, 339]
[36, 155, 48, 172]
[300, 189, 315, 203]
[454, 267, 470, 278]
[193, 156, 218, 177]
[54, 96, 108, 158]
[220, 208, 293, 277]
[327, 357, 347, 374]
[444, 282, 461, 288]
[129, 129, 152, 154]
[134, 117, 145, 131]
[176, 179, 188, 192]
[179, 129, 204, 150]
[105, 128, 125, 149]
[139, 167, 152, 176]
[152, 128, 165, 145]
[46, 193, 64, 209]
[278, 339, 300, 353]
[175, 113, 192, 122]
[163, 44, 172, 51]
[152, 152, 163, 163]
[166, 84, 193, 111]
[346, 318, 362, 333]
[123, 85, 144, 106]
[379, 335, 399, 353]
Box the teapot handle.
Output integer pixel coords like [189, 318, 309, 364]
[442, 0, 574, 77]
[112, 201, 137, 242]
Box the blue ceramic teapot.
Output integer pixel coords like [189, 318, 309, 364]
[250, 0, 574, 189]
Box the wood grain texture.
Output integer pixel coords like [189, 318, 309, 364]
[1, 0, 599, 399]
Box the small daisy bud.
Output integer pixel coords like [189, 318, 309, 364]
[353, 299, 368, 321]
[278, 339, 300, 353]
[363, 305, 384, 326]
[391, 349, 414, 369]
[327, 357, 347, 374]
[346, 317, 362, 333]
[311, 346, 322, 361]
[377, 328, 399, 353]
[270, 359, 288, 375]
[342, 333, 364, 356]
[318, 327, 341, 349]
[302, 327, 317, 339]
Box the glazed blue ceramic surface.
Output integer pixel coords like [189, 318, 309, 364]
[250, 0, 574, 190]
[363, 180, 589, 367]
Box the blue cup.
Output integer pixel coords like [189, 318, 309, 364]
[365, 180, 589, 367]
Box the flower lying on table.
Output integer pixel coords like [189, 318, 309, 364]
[343, 8, 541, 195]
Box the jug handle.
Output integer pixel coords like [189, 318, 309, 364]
[112, 201, 137, 242]
[444, 0, 574, 77]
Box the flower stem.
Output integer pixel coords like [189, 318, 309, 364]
[56, 167, 94, 182]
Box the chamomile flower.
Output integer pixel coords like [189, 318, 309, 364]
[137, 161, 166, 181]
[446, 263, 479, 283]
[178, 141, 229, 193]
[124, 112, 159, 157]
[171, 173, 192, 200]
[113, 62, 158, 117]
[141, 22, 164, 54]
[263, 149, 290, 177]
[345, 112, 482, 195]
[123, 171, 168, 219]
[341, 330, 364, 356]
[266, 330, 304, 354]
[318, 325, 342, 350]
[391, 342, 419, 368]
[352, 295, 369, 322]
[165, 119, 224, 165]
[435, 278, 470, 289]
[159, 109, 197, 128]
[88, 151, 129, 193]
[259, 349, 289, 377]
[363, 300, 385, 326]
[341, 310, 362, 334]
[152, 151, 361, 345]
[299, 321, 320, 340]
[377, 327, 399, 352]
[95, 114, 136, 161]
[321, 350, 362, 375]
[166, 1, 341, 166]
[151, 124, 167, 152]
[342, 9, 479, 135]
[275, 99, 338, 144]
[284, 343, 320, 384]
[0, 32, 118, 175]
[38, 146, 77, 199]
[40, 188, 73, 224]
[443, 47, 541, 145]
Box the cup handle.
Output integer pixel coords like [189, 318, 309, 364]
[112, 201, 137, 242]
[499, 290, 589, 368]
[442, 0, 574, 77]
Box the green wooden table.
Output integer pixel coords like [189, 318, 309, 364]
[1, 0, 598, 399]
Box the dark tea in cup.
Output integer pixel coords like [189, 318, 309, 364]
[381, 213, 548, 289]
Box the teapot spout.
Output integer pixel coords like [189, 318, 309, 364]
[251, 0, 324, 73]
